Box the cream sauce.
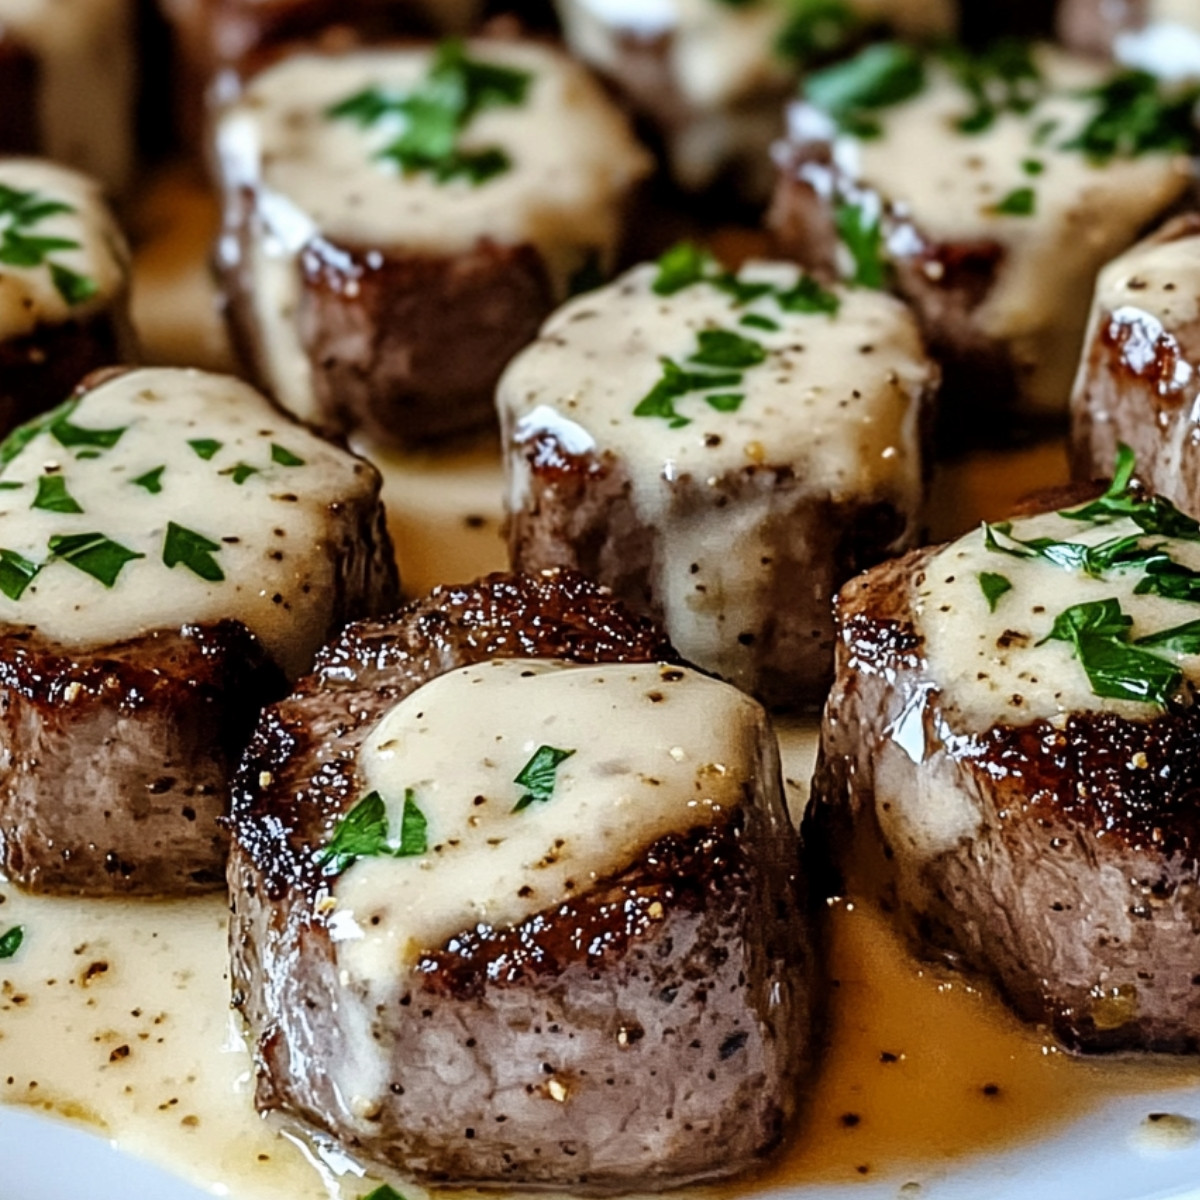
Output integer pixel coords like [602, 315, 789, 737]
[839, 47, 1194, 411]
[0, 366, 380, 679]
[215, 41, 650, 423]
[0, 0, 134, 192]
[916, 507, 1200, 728]
[334, 658, 767, 982]
[1093, 229, 1200, 331]
[499, 259, 933, 690]
[0, 158, 130, 341]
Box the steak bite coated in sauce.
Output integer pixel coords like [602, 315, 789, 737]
[229, 571, 816, 1190]
[212, 39, 651, 450]
[0, 366, 398, 896]
[0, 159, 136, 437]
[499, 246, 937, 710]
[553, 0, 956, 198]
[768, 40, 1198, 428]
[1072, 214, 1200, 514]
[809, 456, 1200, 1052]
[0, 0, 135, 193]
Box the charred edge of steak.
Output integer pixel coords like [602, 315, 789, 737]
[417, 815, 750, 999]
[231, 570, 679, 899]
[0, 35, 39, 156]
[297, 234, 555, 448]
[0, 315, 125, 438]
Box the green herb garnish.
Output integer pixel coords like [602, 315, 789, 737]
[513, 745, 576, 813]
[0, 183, 97, 306]
[0, 925, 23, 959]
[635, 358, 744, 427]
[776, 0, 859, 65]
[978, 571, 1012, 611]
[32, 475, 82, 514]
[0, 397, 126, 465]
[805, 41, 926, 137]
[992, 186, 1036, 216]
[834, 199, 887, 289]
[1133, 619, 1200, 654]
[690, 329, 767, 369]
[220, 463, 259, 485]
[318, 789, 429, 876]
[188, 438, 222, 461]
[1063, 70, 1200, 163]
[360, 1186, 407, 1200]
[326, 39, 532, 186]
[0, 549, 40, 600]
[163, 522, 224, 583]
[941, 39, 1042, 134]
[740, 313, 781, 332]
[270, 444, 305, 467]
[48, 532, 144, 588]
[131, 466, 165, 494]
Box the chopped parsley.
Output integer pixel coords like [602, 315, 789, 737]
[776, 0, 860, 65]
[187, 438, 222, 461]
[0, 183, 97, 306]
[32, 474, 83, 514]
[360, 1186, 407, 1200]
[318, 789, 429, 876]
[0, 397, 126, 466]
[131, 466, 165, 494]
[978, 571, 1012, 611]
[163, 522, 225, 583]
[635, 359, 742, 427]
[1063, 70, 1200, 163]
[49, 532, 144, 588]
[0, 549, 40, 600]
[940, 39, 1042, 134]
[992, 186, 1036, 216]
[513, 745, 575, 813]
[834, 200, 887, 289]
[270, 443, 305, 467]
[690, 329, 767, 369]
[804, 41, 926, 137]
[0, 924, 23, 959]
[740, 313, 780, 332]
[326, 39, 532, 186]
[220, 462, 259, 485]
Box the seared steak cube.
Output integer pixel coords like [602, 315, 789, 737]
[229, 571, 816, 1190]
[810, 460, 1200, 1052]
[555, 0, 956, 197]
[769, 41, 1198, 423]
[212, 39, 651, 449]
[499, 248, 938, 709]
[0, 0, 135, 192]
[0, 159, 136, 437]
[1072, 215, 1200, 512]
[0, 366, 398, 894]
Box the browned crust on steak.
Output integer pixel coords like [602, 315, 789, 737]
[0, 312, 134, 439]
[506, 434, 914, 709]
[1070, 215, 1200, 514]
[0, 35, 39, 155]
[0, 621, 286, 894]
[810, 538, 1200, 1052]
[229, 571, 816, 1188]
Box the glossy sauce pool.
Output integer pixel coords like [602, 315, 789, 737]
[4, 169, 1199, 1200]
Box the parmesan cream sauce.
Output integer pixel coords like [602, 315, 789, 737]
[0, 0, 134, 192]
[828, 47, 1195, 411]
[0, 367, 380, 679]
[333, 658, 767, 984]
[215, 42, 651, 422]
[0, 159, 130, 342]
[559, 0, 956, 111]
[2, 723, 1198, 1200]
[916, 509, 1200, 729]
[498, 260, 933, 689]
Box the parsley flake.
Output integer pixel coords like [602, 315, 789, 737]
[0, 925, 23, 959]
[360, 1186, 407, 1200]
[804, 41, 926, 137]
[163, 522, 225, 582]
[834, 199, 887, 289]
[776, 0, 860, 66]
[220, 462, 260, 485]
[0, 183, 98, 306]
[131, 466, 165, 494]
[188, 438, 222, 461]
[270, 443, 305, 467]
[978, 571, 1012, 611]
[49, 532, 144, 588]
[318, 789, 429, 876]
[32, 474, 83, 514]
[992, 186, 1036, 216]
[0, 549, 41, 600]
[513, 745, 575, 813]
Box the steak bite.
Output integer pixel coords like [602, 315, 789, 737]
[212, 38, 651, 449]
[0, 159, 136, 437]
[1071, 214, 1200, 512]
[229, 571, 815, 1190]
[810, 458, 1200, 1052]
[498, 247, 938, 709]
[0, 366, 398, 895]
[0, 0, 135, 192]
[555, 0, 956, 197]
[769, 41, 1198, 423]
